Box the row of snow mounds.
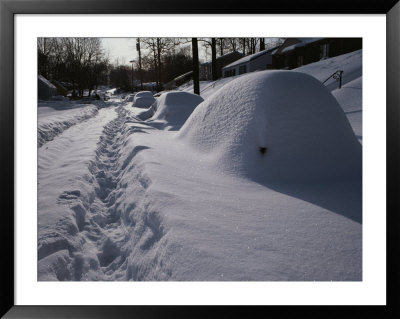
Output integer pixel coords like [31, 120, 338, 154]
[177, 70, 362, 183]
[147, 91, 204, 130]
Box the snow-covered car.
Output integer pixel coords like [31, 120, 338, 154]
[132, 91, 156, 108]
[147, 91, 204, 130]
[96, 92, 110, 101]
[125, 93, 136, 102]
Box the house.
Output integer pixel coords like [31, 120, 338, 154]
[221, 46, 279, 78]
[38, 75, 57, 100]
[273, 38, 362, 69]
[200, 51, 244, 80]
[50, 79, 68, 96]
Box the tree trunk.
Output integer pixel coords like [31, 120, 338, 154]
[260, 38, 265, 51]
[137, 38, 143, 90]
[242, 38, 246, 55]
[220, 38, 224, 56]
[152, 45, 159, 91]
[192, 38, 200, 95]
[211, 38, 217, 81]
[156, 38, 162, 91]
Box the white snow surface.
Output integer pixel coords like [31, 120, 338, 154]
[38, 100, 105, 147]
[295, 49, 362, 92]
[38, 70, 362, 282]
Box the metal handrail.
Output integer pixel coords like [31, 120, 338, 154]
[200, 81, 218, 93]
[322, 70, 344, 89]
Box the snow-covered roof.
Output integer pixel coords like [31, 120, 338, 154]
[280, 38, 323, 53]
[222, 47, 278, 70]
[38, 75, 56, 89]
[201, 51, 243, 66]
[174, 71, 193, 81]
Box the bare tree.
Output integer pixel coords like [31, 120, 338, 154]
[38, 38, 56, 78]
[227, 38, 238, 52]
[142, 38, 175, 91]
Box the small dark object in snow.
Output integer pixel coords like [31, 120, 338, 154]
[259, 147, 267, 154]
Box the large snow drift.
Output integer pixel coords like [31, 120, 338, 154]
[148, 91, 204, 130]
[178, 70, 361, 182]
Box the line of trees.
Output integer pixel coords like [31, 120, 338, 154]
[125, 37, 284, 94]
[38, 37, 285, 97]
[38, 38, 109, 97]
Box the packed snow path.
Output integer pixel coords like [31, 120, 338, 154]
[38, 103, 171, 280]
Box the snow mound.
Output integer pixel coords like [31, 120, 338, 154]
[149, 91, 204, 130]
[38, 102, 99, 148]
[133, 91, 155, 108]
[178, 70, 361, 182]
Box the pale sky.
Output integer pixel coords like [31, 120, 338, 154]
[101, 38, 137, 65]
[100, 37, 282, 66]
[101, 37, 208, 66]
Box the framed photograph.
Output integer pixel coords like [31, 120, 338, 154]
[1, 0, 399, 317]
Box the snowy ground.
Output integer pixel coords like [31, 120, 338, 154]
[38, 52, 362, 281]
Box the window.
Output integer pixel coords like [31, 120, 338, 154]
[297, 56, 303, 67]
[239, 65, 247, 74]
[320, 43, 330, 60]
[224, 69, 236, 78]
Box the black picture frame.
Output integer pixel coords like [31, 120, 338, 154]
[1, 0, 399, 318]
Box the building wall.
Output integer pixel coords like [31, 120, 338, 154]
[273, 38, 362, 70]
[222, 52, 274, 77]
[200, 51, 244, 80]
[38, 76, 57, 100]
[249, 53, 272, 72]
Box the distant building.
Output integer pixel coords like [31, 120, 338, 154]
[50, 79, 68, 96]
[222, 46, 279, 78]
[200, 51, 244, 80]
[38, 75, 57, 100]
[273, 38, 362, 69]
[134, 81, 157, 92]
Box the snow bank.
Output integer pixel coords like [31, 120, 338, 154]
[178, 70, 361, 182]
[38, 101, 100, 148]
[331, 77, 362, 141]
[295, 49, 362, 92]
[179, 77, 243, 100]
[147, 91, 204, 130]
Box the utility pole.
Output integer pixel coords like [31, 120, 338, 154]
[129, 60, 134, 92]
[211, 38, 217, 81]
[192, 38, 200, 95]
[137, 38, 143, 90]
